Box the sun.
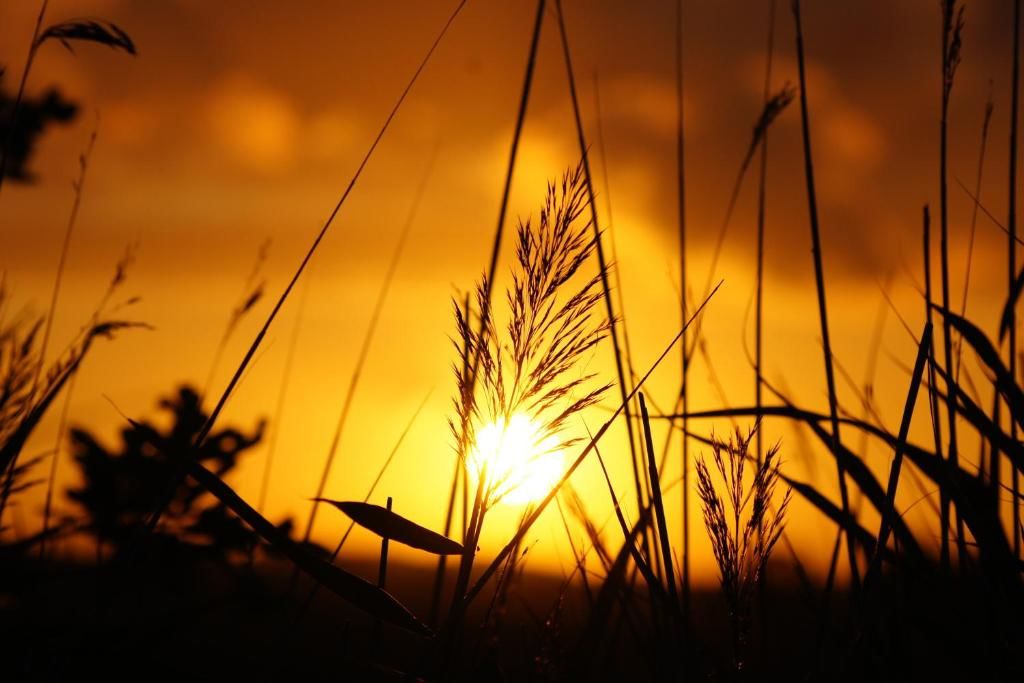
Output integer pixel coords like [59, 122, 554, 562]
[469, 414, 564, 505]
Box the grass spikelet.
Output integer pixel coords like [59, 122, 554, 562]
[695, 425, 791, 673]
[454, 161, 611, 509]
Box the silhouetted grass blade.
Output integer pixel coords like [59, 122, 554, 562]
[1000, 265, 1024, 342]
[933, 303, 1024, 427]
[782, 475, 894, 563]
[0, 320, 146, 476]
[182, 463, 430, 634]
[317, 499, 463, 555]
[37, 20, 136, 55]
[867, 321, 932, 585]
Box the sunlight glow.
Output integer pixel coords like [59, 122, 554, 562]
[469, 414, 564, 506]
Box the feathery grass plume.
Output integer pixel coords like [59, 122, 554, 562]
[0, 247, 143, 528]
[36, 18, 136, 55]
[439, 161, 614, 677]
[451, 161, 611, 510]
[942, 1, 965, 102]
[695, 425, 790, 674]
[0, 311, 42, 453]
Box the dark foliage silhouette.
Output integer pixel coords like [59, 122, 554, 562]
[68, 384, 265, 557]
[0, 81, 77, 182]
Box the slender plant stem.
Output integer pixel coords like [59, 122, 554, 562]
[792, 0, 861, 596]
[553, 0, 650, 580]
[40, 370, 76, 560]
[141, 0, 467, 535]
[37, 126, 97, 558]
[755, 0, 776, 490]
[300, 139, 440, 546]
[429, 293, 470, 628]
[939, 0, 966, 570]
[866, 322, 933, 586]
[593, 74, 638, 385]
[674, 0, 692, 638]
[923, 205, 948, 567]
[285, 390, 430, 637]
[442, 3, 547, 667]
[754, 4, 776, 652]
[957, 93, 994, 383]
[1008, 0, 1021, 560]
[257, 279, 308, 514]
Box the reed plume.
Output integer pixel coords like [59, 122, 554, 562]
[451, 161, 611, 508]
[695, 425, 790, 673]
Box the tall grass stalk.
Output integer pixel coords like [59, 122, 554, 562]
[638, 393, 679, 620]
[754, 0, 776, 636]
[300, 139, 439, 548]
[755, 0, 777, 498]
[38, 126, 97, 558]
[443, 0, 547, 656]
[257, 279, 307, 515]
[593, 74, 638, 387]
[866, 322, 932, 585]
[141, 0, 466, 534]
[429, 293, 470, 628]
[1008, 0, 1021, 560]
[957, 93, 994, 382]
[939, 0, 967, 569]
[791, 0, 861, 595]
[674, 0, 692, 637]
[923, 205, 948, 566]
[554, 0, 649, 550]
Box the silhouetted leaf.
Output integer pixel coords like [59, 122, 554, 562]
[781, 474, 894, 563]
[868, 322, 931, 583]
[1000, 265, 1024, 342]
[933, 303, 1024, 429]
[316, 499, 463, 555]
[185, 463, 430, 634]
[37, 20, 136, 55]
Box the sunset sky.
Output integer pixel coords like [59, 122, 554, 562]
[1, 0, 1019, 583]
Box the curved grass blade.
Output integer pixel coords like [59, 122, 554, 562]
[37, 19, 136, 55]
[1000, 265, 1024, 343]
[183, 461, 430, 634]
[933, 303, 1024, 429]
[867, 322, 931, 584]
[316, 499, 463, 555]
[782, 475, 895, 564]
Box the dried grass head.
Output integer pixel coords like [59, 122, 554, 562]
[695, 424, 791, 623]
[450, 161, 611, 507]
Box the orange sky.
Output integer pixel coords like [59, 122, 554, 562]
[0, 0, 1019, 585]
